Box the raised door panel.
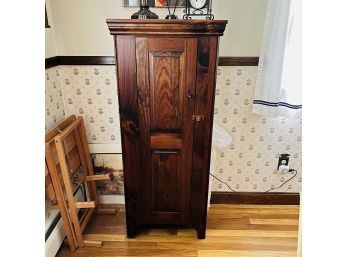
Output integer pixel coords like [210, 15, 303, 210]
[150, 51, 183, 132]
[136, 37, 197, 225]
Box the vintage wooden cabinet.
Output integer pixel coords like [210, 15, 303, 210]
[107, 19, 227, 239]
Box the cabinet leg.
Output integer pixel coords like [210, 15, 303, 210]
[126, 222, 138, 238]
[196, 223, 206, 239]
[127, 229, 137, 238]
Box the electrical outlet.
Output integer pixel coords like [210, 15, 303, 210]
[277, 154, 290, 170]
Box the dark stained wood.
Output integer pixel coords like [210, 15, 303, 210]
[135, 37, 197, 228]
[152, 152, 181, 214]
[210, 192, 300, 205]
[191, 36, 219, 239]
[45, 56, 259, 68]
[107, 19, 228, 36]
[134, 37, 152, 227]
[45, 56, 60, 69]
[218, 56, 259, 66]
[115, 35, 142, 238]
[150, 134, 182, 149]
[148, 41, 184, 132]
[179, 37, 198, 230]
[45, 56, 115, 69]
[108, 20, 226, 239]
[58, 56, 115, 65]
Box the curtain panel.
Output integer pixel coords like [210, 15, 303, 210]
[253, 0, 301, 119]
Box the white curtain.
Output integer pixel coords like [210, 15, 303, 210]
[253, 0, 301, 119]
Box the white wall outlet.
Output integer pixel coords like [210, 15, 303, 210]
[277, 154, 290, 170]
[278, 164, 290, 173]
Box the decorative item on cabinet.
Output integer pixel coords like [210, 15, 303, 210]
[107, 19, 227, 239]
[183, 0, 214, 20]
[131, 0, 159, 19]
[164, 0, 179, 19]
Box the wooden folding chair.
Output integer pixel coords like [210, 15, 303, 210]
[46, 115, 119, 250]
[45, 115, 79, 251]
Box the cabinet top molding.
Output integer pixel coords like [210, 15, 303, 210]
[106, 19, 227, 36]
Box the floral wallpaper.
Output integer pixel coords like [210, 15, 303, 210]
[213, 66, 302, 192]
[45, 68, 66, 131]
[45, 65, 302, 193]
[45, 66, 121, 146]
[59, 66, 121, 145]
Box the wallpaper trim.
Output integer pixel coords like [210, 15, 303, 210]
[45, 56, 259, 68]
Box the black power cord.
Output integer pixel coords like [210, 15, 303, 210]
[210, 169, 298, 193]
[265, 169, 297, 192]
[209, 172, 237, 192]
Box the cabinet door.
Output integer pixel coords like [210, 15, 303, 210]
[136, 38, 197, 225]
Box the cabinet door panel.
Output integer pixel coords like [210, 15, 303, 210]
[136, 37, 197, 225]
[150, 51, 183, 132]
[152, 151, 180, 212]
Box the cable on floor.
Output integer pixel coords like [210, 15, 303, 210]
[210, 169, 298, 193]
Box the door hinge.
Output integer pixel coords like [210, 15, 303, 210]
[192, 115, 205, 122]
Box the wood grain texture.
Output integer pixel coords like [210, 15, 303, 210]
[135, 37, 197, 228]
[135, 37, 152, 226]
[150, 133, 182, 149]
[210, 192, 300, 205]
[115, 35, 142, 238]
[152, 152, 181, 213]
[150, 51, 183, 131]
[191, 36, 219, 239]
[148, 39, 185, 133]
[107, 19, 228, 36]
[57, 204, 299, 257]
[109, 20, 225, 239]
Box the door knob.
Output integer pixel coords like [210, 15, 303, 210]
[187, 92, 193, 99]
[192, 115, 205, 122]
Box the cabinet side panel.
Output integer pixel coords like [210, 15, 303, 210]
[191, 36, 219, 239]
[115, 35, 142, 237]
[135, 37, 152, 224]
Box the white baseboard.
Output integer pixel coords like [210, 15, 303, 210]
[88, 143, 122, 154]
[45, 189, 83, 256]
[99, 194, 125, 204]
[45, 218, 65, 257]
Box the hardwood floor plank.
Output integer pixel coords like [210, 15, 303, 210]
[158, 241, 297, 251]
[206, 213, 299, 219]
[250, 218, 299, 225]
[101, 241, 159, 249]
[56, 204, 300, 257]
[209, 204, 299, 209]
[63, 248, 197, 257]
[125, 234, 298, 245]
[207, 209, 299, 215]
[83, 233, 126, 242]
[198, 250, 297, 257]
[178, 229, 298, 238]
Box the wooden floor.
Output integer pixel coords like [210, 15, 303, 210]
[57, 204, 299, 257]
